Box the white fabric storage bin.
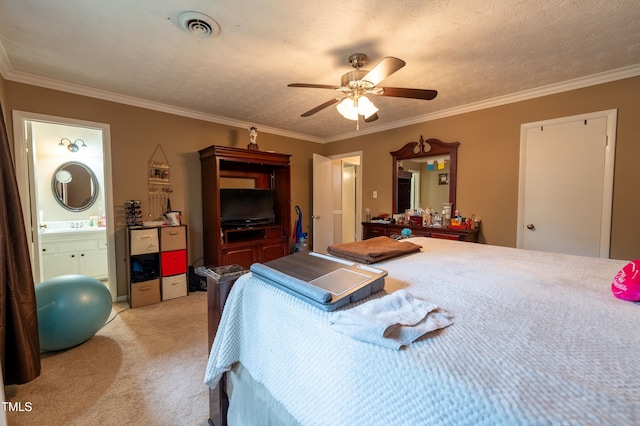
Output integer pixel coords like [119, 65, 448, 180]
[162, 273, 187, 300]
[130, 228, 159, 255]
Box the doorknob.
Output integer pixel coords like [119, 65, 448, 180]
[526, 224, 535, 230]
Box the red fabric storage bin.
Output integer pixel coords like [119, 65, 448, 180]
[161, 250, 187, 276]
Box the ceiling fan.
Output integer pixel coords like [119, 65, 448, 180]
[288, 53, 437, 125]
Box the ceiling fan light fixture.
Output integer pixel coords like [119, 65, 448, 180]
[290, 53, 434, 121]
[336, 96, 378, 121]
[357, 96, 379, 119]
[337, 98, 359, 121]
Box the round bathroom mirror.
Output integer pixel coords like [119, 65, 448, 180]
[51, 161, 99, 212]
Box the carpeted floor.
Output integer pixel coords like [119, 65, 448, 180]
[5, 291, 210, 426]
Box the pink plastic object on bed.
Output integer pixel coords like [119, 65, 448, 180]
[611, 260, 640, 301]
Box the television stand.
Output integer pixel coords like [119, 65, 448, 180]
[218, 225, 287, 268]
[222, 225, 283, 244]
[199, 145, 292, 269]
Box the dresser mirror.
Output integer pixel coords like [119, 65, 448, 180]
[391, 136, 460, 214]
[51, 161, 99, 212]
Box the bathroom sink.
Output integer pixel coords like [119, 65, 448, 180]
[41, 227, 106, 234]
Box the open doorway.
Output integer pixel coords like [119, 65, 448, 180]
[12, 111, 117, 301]
[340, 157, 360, 243]
[312, 152, 362, 252]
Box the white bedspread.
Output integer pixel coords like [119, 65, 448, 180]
[205, 238, 640, 425]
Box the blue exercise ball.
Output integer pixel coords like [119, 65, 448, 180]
[35, 274, 112, 353]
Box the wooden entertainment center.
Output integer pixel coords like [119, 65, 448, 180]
[198, 145, 291, 269]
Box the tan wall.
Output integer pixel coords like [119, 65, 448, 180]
[325, 76, 640, 260]
[4, 81, 323, 297]
[4, 75, 639, 299]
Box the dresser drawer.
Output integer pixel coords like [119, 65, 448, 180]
[130, 279, 161, 308]
[160, 226, 186, 251]
[411, 228, 431, 237]
[130, 229, 160, 255]
[161, 250, 187, 276]
[162, 273, 188, 300]
[430, 232, 463, 241]
[364, 225, 386, 239]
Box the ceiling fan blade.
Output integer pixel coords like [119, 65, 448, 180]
[378, 87, 438, 100]
[288, 83, 341, 90]
[364, 113, 379, 123]
[300, 98, 341, 117]
[362, 57, 406, 86]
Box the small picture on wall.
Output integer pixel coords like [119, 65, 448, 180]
[439, 173, 449, 185]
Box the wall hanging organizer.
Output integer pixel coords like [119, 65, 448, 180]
[148, 144, 172, 220]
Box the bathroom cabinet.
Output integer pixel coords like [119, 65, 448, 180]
[126, 225, 188, 308]
[40, 230, 108, 280]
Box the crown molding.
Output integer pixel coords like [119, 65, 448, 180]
[1, 39, 638, 145]
[0, 50, 324, 144]
[323, 63, 640, 143]
[8, 70, 325, 143]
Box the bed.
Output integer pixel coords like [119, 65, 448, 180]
[204, 237, 640, 425]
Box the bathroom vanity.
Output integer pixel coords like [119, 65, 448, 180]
[40, 228, 108, 280]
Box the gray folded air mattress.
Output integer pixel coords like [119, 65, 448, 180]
[250, 251, 387, 311]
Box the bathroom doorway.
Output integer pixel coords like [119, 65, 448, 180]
[12, 111, 117, 301]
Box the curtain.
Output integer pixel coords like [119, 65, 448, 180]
[0, 101, 41, 384]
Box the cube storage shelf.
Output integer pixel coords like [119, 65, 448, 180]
[126, 225, 188, 308]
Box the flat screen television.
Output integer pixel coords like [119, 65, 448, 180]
[220, 188, 276, 227]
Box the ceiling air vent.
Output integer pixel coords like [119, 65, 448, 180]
[178, 11, 220, 38]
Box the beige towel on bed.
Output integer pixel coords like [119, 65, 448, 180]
[327, 236, 422, 264]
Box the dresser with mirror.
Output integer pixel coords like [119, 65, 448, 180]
[362, 135, 478, 242]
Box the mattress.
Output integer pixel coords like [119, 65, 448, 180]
[226, 363, 301, 426]
[205, 237, 640, 425]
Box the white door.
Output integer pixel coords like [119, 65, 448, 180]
[312, 153, 333, 253]
[517, 110, 616, 257]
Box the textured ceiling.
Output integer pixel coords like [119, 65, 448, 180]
[1, 0, 639, 142]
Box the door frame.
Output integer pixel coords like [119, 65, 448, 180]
[517, 109, 617, 257]
[12, 110, 118, 301]
[312, 151, 363, 252]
